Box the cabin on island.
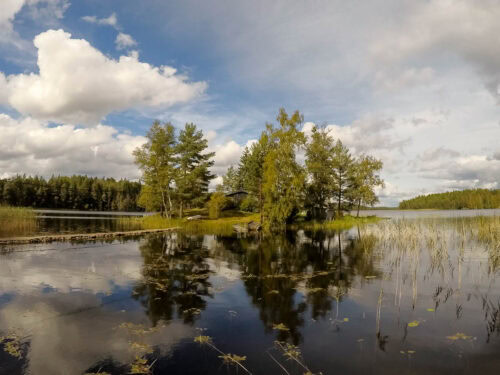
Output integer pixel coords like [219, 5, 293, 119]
[225, 191, 248, 204]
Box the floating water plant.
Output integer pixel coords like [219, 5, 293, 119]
[0, 334, 23, 359]
[446, 332, 474, 341]
[408, 320, 420, 327]
[194, 335, 252, 374]
[272, 323, 290, 331]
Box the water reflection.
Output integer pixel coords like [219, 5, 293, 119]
[0, 217, 499, 374]
[133, 233, 213, 325]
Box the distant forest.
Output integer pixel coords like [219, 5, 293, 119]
[399, 189, 500, 209]
[0, 175, 142, 211]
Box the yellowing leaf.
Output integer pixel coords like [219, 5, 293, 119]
[408, 320, 420, 327]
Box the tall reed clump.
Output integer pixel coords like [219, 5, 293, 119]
[0, 206, 37, 237]
[296, 215, 381, 231]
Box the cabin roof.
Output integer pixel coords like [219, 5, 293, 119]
[225, 190, 249, 197]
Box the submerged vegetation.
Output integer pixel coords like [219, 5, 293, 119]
[399, 188, 500, 209]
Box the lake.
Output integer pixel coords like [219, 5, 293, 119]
[0, 211, 499, 374]
[0, 210, 147, 238]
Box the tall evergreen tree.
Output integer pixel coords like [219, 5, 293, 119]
[175, 123, 215, 218]
[330, 140, 354, 217]
[221, 165, 241, 193]
[305, 125, 336, 219]
[239, 132, 270, 223]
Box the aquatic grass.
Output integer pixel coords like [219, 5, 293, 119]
[0, 205, 37, 237]
[295, 215, 381, 231]
[0, 205, 36, 219]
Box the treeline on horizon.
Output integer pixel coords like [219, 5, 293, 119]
[0, 175, 142, 211]
[399, 189, 500, 209]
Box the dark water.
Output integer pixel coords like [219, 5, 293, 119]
[1, 210, 145, 237]
[0, 216, 499, 374]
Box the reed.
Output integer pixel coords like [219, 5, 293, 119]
[0, 205, 36, 219]
[295, 215, 381, 231]
[0, 206, 37, 237]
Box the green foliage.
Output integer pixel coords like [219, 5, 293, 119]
[207, 192, 228, 219]
[221, 165, 242, 193]
[0, 175, 142, 211]
[330, 139, 355, 217]
[399, 189, 500, 209]
[238, 132, 271, 220]
[175, 123, 215, 217]
[133, 121, 177, 217]
[305, 125, 336, 219]
[133, 121, 215, 218]
[349, 155, 384, 216]
[262, 108, 307, 231]
[240, 195, 258, 212]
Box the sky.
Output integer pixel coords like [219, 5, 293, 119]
[0, 0, 499, 206]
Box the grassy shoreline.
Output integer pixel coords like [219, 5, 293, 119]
[0, 206, 36, 219]
[121, 210, 381, 235]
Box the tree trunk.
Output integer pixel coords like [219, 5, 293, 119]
[160, 189, 167, 218]
[179, 200, 183, 219]
[259, 181, 263, 225]
[357, 199, 361, 217]
[167, 191, 173, 219]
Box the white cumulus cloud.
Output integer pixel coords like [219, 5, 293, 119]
[0, 114, 146, 179]
[1, 30, 207, 124]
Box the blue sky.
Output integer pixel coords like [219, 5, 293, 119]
[0, 0, 499, 205]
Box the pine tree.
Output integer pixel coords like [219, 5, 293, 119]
[330, 140, 354, 217]
[175, 123, 215, 218]
[305, 125, 336, 219]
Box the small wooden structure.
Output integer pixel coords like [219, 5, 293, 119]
[233, 220, 261, 233]
[225, 191, 249, 204]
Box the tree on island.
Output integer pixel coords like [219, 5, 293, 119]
[175, 123, 215, 218]
[133, 122, 214, 218]
[133, 121, 177, 218]
[349, 155, 384, 216]
[262, 109, 307, 231]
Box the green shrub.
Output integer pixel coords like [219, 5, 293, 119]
[240, 196, 258, 212]
[207, 192, 228, 219]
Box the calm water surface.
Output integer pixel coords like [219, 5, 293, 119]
[0, 214, 499, 374]
[1, 210, 146, 237]
[357, 208, 500, 218]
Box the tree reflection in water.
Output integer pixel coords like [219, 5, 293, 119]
[133, 232, 213, 325]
